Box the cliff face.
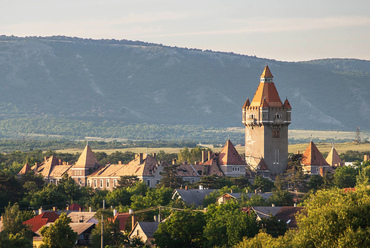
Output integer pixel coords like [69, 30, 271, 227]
[0, 36, 369, 131]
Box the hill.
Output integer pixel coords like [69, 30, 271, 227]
[0, 35, 369, 140]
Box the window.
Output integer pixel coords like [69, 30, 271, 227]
[100, 180, 103, 188]
[50, 179, 53, 184]
[88, 180, 91, 187]
[93, 180, 97, 188]
[275, 113, 282, 119]
[232, 166, 240, 172]
[113, 179, 117, 187]
[106, 179, 110, 188]
[156, 180, 160, 184]
[146, 180, 151, 187]
[248, 114, 255, 119]
[273, 149, 280, 164]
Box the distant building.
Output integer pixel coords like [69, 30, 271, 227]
[301, 142, 330, 175]
[130, 222, 159, 247]
[326, 146, 344, 167]
[242, 66, 291, 174]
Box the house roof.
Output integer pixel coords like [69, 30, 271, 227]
[18, 162, 31, 175]
[172, 189, 217, 206]
[301, 142, 329, 166]
[36, 156, 61, 178]
[326, 147, 344, 167]
[23, 212, 60, 232]
[68, 203, 83, 211]
[220, 192, 273, 201]
[133, 222, 160, 238]
[49, 164, 72, 178]
[114, 213, 131, 231]
[250, 66, 283, 108]
[36, 222, 95, 236]
[67, 211, 97, 223]
[284, 99, 292, 109]
[218, 140, 246, 166]
[274, 206, 304, 228]
[252, 206, 282, 219]
[74, 145, 99, 168]
[176, 163, 200, 177]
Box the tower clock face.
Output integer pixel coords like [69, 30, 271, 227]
[273, 128, 280, 138]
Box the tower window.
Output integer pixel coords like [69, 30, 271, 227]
[275, 114, 282, 119]
[248, 114, 255, 119]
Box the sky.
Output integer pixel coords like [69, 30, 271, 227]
[1, 0, 370, 61]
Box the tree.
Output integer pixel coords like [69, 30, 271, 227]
[334, 166, 357, 188]
[157, 165, 183, 189]
[293, 187, 370, 247]
[308, 174, 324, 191]
[267, 190, 294, 206]
[154, 210, 206, 248]
[258, 216, 288, 238]
[0, 203, 32, 248]
[39, 212, 78, 248]
[235, 231, 292, 248]
[203, 201, 258, 247]
[57, 174, 81, 201]
[253, 176, 275, 192]
[117, 175, 139, 188]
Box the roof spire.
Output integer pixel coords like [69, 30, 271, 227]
[260, 65, 273, 81]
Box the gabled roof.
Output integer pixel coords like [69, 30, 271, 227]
[326, 147, 344, 167]
[36, 156, 61, 177]
[218, 140, 246, 166]
[114, 213, 131, 231]
[74, 145, 99, 169]
[23, 212, 60, 232]
[301, 142, 329, 166]
[252, 206, 282, 219]
[69, 203, 83, 211]
[36, 222, 95, 236]
[132, 222, 159, 238]
[172, 189, 217, 206]
[250, 66, 282, 108]
[176, 163, 200, 177]
[49, 164, 72, 178]
[274, 206, 304, 228]
[67, 212, 97, 224]
[18, 162, 31, 175]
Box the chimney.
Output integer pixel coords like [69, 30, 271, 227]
[35, 162, 38, 167]
[44, 157, 47, 162]
[152, 153, 156, 159]
[255, 189, 258, 194]
[365, 154, 369, 161]
[154, 215, 157, 222]
[113, 209, 117, 216]
[202, 151, 206, 163]
[1, 216, 3, 222]
[185, 185, 188, 190]
[53, 207, 57, 212]
[58, 159, 62, 165]
[66, 205, 69, 211]
[79, 207, 82, 212]
[319, 167, 325, 177]
[131, 214, 136, 231]
[89, 207, 92, 212]
[39, 207, 43, 215]
[172, 159, 176, 165]
[208, 151, 212, 161]
[67, 162, 69, 165]
[272, 204, 275, 207]
[118, 161, 122, 165]
[139, 153, 144, 164]
[230, 189, 233, 193]
[194, 161, 199, 165]
[199, 185, 203, 190]
[294, 203, 297, 207]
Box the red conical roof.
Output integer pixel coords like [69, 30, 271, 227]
[284, 99, 291, 108]
[260, 66, 273, 78]
[251, 67, 282, 108]
[302, 142, 329, 166]
[218, 140, 245, 165]
[242, 98, 250, 109]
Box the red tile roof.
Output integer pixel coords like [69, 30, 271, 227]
[218, 140, 246, 165]
[242, 98, 250, 109]
[301, 142, 329, 166]
[68, 203, 83, 211]
[114, 213, 131, 231]
[250, 67, 282, 108]
[260, 65, 273, 78]
[275, 206, 304, 229]
[284, 99, 291, 109]
[23, 212, 60, 232]
[18, 162, 31, 175]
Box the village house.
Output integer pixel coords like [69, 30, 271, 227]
[301, 141, 331, 175]
[129, 222, 159, 247]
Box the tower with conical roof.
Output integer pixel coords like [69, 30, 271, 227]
[242, 66, 291, 174]
[70, 144, 100, 186]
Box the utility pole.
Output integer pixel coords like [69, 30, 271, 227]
[101, 200, 105, 248]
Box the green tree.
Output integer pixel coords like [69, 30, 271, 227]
[154, 210, 206, 248]
[157, 164, 183, 189]
[117, 175, 139, 188]
[57, 174, 81, 201]
[39, 212, 78, 248]
[308, 174, 324, 191]
[267, 190, 294, 206]
[257, 216, 288, 238]
[334, 166, 357, 188]
[204, 201, 258, 247]
[253, 176, 275, 192]
[0, 203, 32, 248]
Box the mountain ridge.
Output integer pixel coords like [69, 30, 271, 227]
[0, 35, 369, 136]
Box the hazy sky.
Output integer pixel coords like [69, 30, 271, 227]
[1, 0, 369, 61]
